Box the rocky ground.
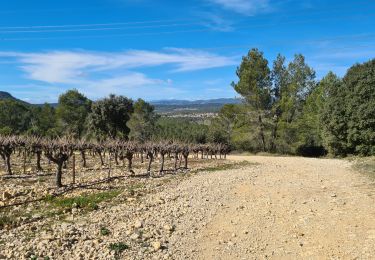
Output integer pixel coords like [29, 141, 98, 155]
[1, 155, 375, 259]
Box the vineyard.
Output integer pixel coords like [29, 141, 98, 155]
[0, 135, 229, 188]
[0, 134, 237, 259]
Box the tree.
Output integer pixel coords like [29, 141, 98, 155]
[208, 104, 240, 145]
[154, 118, 208, 143]
[295, 76, 327, 157]
[344, 59, 375, 155]
[89, 94, 134, 139]
[0, 99, 31, 134]
[276, 54, 316, 153]
[320, 72, 347, 156]
[128, 99, 158, 142]
[56, 90, 92, 138]
[232, 48, 272, 152]
[270, 54, 288, 151]
[29, 103, 59, 137]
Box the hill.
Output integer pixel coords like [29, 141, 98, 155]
[0, 91, 18, 100]
[150, 98, 240, 106]
[0, 91, 29, 105]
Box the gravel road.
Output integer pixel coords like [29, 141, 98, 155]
[195, 156, 375, 259]
[1, 155, 375, 259]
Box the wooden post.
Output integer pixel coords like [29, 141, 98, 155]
[108, 154, 111, 180]
[72, 153, 76, 184]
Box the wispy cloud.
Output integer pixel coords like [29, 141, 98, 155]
[197, 12, 235, 32]
[0, 48, 236, 101]
[0, 49, 235, 84]
[207, 0, 270, 15]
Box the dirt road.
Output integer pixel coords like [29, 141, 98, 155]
[2, 155, 375, 259]
[195, 155, 375, 259]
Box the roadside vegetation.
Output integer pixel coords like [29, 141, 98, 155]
[211, 51, 374, 157]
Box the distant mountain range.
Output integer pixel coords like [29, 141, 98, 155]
[150, 98, 241, 115]
[149, 98, 241, 106]
[0, 91, 241, 114]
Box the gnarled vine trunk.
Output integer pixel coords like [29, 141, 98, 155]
[81, 150, 87, 168]
[56, 162, 63, 188]
[147, 152, 153, 174]
[183, 151, 189, 169]
[114, 153, 119, 166]
[36, 151, 43, 172]
[5, 155, 12, 175]
[126, 153, 135, 175]
[159, 153, 165, 174]
[174, 152, 178, 172]
[98, 151, 104, 166]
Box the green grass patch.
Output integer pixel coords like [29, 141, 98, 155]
[109, 242, 129, 253]
[100, 226, 110, 236]
[45, 190, 122, 211]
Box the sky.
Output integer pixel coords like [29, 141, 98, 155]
[0, 0, 374, 103]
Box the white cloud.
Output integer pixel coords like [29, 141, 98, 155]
[0, 48, 236, 101]
[0, 49, 235, 85]
[208, 0, 270, 15]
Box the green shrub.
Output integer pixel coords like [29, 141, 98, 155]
[100, 226, 110, 236]
[109, 242, 129, 253]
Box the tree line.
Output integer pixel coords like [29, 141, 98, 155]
[0, 92, 154, 141]
[210, 49, 375, 157]
[1, 49, 373, 157]
[0, 91, 201, 143]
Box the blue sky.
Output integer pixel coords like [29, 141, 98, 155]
[0, 0, 374, 103]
